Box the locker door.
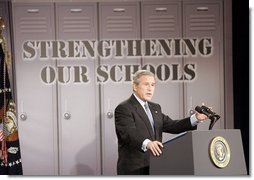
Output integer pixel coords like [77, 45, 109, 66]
[183, 0, 224, 130]
[99, 2, 141, 175]
[141, 1, 183, 142]
[56, 3, 100, 175]
[12, 3, 58, 175]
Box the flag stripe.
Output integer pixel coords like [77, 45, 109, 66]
[0, 130, 4, 141]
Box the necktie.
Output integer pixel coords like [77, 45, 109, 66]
[144, 103, 155, 133]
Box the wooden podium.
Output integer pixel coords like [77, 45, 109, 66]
[150, 129, 247, 175]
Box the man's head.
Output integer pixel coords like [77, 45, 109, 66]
[132, 70, 156, 102]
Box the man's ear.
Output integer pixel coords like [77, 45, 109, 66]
[133, 84, 137, 92]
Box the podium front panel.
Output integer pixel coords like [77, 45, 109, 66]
[150, 130, 247, 175]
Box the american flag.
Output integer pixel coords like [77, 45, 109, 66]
[0, 26, 23, 174]
[0, 130, 4, 141]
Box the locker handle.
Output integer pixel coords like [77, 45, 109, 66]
[189, 109, 195, 116]
[20, 113, 27, 121]
[64, 112, 71, 120]
[155, 7, 167, 12]
[196, 7, 209, 11]
[27, 9, 39, 13]
[70, 8, 83, 13]
[113, 8, 125, 12]
[107, 111, 114, 119]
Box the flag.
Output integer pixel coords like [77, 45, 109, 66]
[0, 130, 4, 141]
[0, 36, 23, 175]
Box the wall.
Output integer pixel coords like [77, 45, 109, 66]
[0, 0, 234, 175]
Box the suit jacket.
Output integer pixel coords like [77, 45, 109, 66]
[114, 94, 197, 175]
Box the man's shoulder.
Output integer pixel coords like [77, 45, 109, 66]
[115, 95, 137, 110]
[116, 96, 134, 107]
[148, 101, 160, 107]
[147, 101, 161, 112]
[115, 99, 133, 115]
[117, 99, 130, 107]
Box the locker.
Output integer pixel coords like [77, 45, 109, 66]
[12, 3, 58, 175]
[99, 2, 141, 175]
[13, 2, 101, 175]
[141, 1, 184, 142]
[55, 3, 100, 175]
[183, 0, 224, 130]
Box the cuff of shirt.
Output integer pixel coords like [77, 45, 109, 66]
[141, 139, 152, 152]
[190, 113, 202, 126]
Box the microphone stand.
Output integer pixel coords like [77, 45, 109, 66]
[208, 115, 220, 130]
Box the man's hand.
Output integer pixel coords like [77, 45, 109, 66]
[195, 112, 208, 121]
[147, 141, 163, 156]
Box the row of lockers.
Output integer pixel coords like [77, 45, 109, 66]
[0, 0, 232, 175]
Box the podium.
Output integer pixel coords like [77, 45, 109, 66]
[150, 129, 247, 175]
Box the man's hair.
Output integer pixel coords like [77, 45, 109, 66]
[132, 70, 155, 85]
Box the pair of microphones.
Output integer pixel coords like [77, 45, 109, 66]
[195, 105, 221, 130]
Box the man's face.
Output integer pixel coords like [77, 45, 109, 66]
[133, 75, 155, 102]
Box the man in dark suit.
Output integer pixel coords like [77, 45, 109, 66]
[114, 70, 208, 175]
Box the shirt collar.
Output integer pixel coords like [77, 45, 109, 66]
[133, 93, 147, 107]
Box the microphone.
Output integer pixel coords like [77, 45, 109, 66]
[195, 106, 213, 118]
[200, 105, 221, 119]
[195, 105, 221, 130]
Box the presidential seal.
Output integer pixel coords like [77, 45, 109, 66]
[209, 136, 230, 168]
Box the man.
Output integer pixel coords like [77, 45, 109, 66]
[114, 70, 208, 175]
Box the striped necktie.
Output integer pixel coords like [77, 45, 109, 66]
[144, 102, 155, 133]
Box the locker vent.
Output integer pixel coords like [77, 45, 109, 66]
[147, 15, 175, 32]
[19, 17, 48, 33]
[63, 16, 92, 33]
[189, 14, 216, 31]
[106, 16, 133, 32]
